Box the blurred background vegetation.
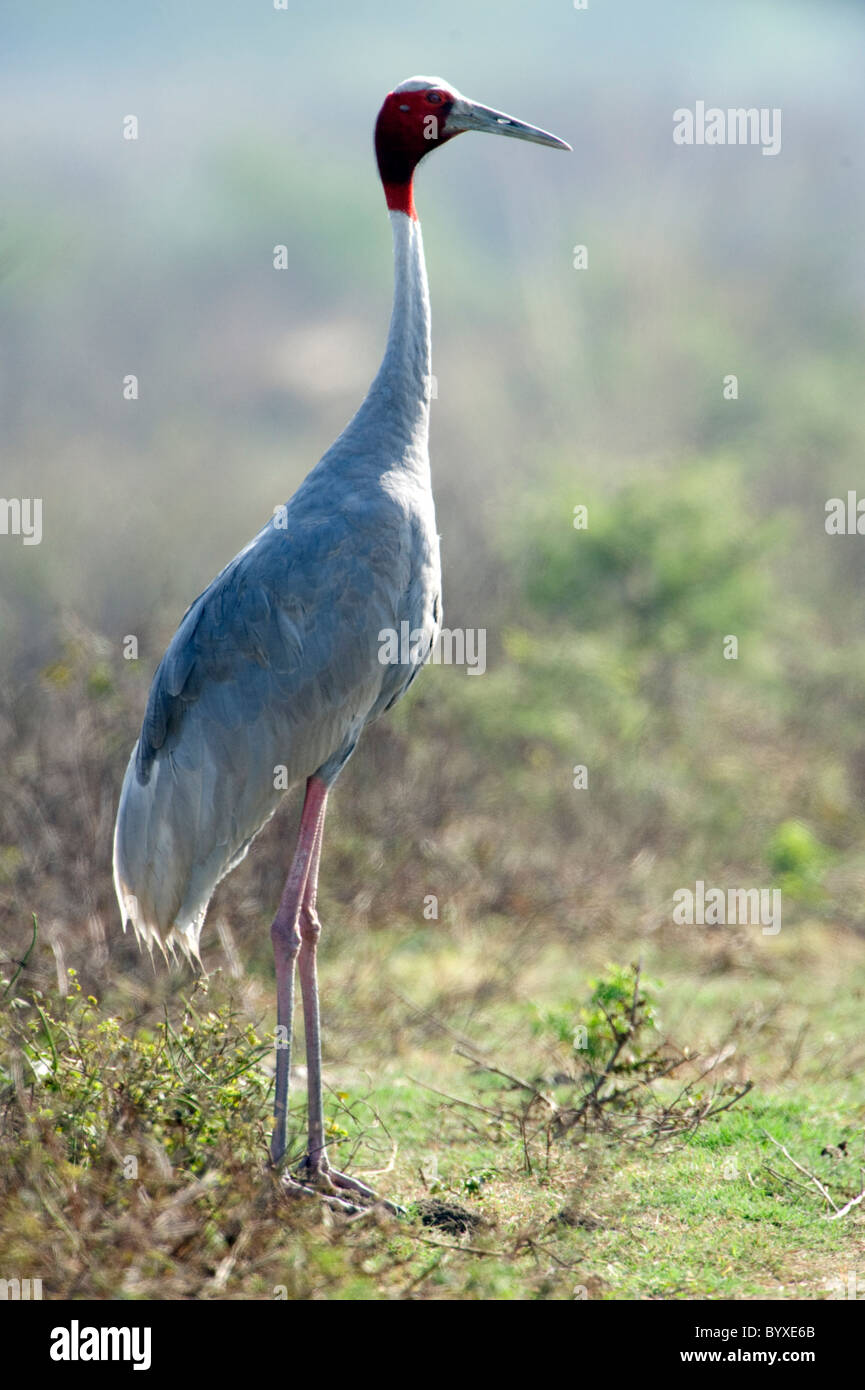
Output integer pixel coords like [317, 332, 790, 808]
[2, 0, 865, 1298]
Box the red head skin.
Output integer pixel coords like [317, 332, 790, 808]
[375, 85, 459, 219]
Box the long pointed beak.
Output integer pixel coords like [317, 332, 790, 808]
[446, 98, 571, 151]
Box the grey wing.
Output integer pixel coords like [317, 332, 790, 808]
[113, 518, 387, 954]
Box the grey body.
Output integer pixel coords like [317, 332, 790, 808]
[114, 214, 439, 956]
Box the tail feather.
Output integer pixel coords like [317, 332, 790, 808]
[113, 745, 212, 963]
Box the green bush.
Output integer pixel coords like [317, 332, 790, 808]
[513, 458, 785, 656]
[766, 819, 830, 902]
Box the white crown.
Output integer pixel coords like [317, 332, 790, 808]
[392, 76, 460, 95]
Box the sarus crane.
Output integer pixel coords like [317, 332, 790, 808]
[113, 77, 569, 1206]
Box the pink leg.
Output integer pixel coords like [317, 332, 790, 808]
[270, 776, 328, 1165]
[296, 792, 381, 1203]
[297, 801, 328, 1171]
[273, 777, 400, 1212]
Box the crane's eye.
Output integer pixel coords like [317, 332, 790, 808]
[426, 91, 443, 104]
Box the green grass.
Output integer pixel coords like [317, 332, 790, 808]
[3, 919, 863, 1301]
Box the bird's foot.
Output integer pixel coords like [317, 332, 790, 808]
[297, 1157, 404, 1216]
[278, 1169, 363, 1215]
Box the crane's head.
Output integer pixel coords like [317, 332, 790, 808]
[375, 76, 570, 219]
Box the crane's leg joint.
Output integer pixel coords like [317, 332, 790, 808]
[299, 904, 321, 946]
[271, 914, 301, 960]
